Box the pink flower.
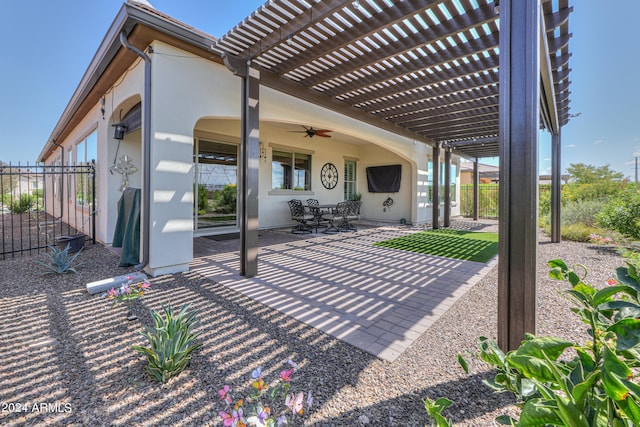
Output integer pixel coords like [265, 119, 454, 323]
[279, 368, 294, 381]
[219, 410, 234, 426]
[607, 278, 617, 286]
[218, 385, 232, 405]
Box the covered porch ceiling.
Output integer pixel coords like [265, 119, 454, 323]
[211, 0, 572, 159]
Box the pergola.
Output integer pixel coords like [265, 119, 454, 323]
[211, 0, 573, 350]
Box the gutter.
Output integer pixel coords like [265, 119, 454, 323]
[119, 31, 151, 272]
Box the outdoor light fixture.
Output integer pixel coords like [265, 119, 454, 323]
[112, 122, 127, 140]
[259, 141, 267, 161]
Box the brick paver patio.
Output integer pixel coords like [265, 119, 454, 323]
[191, 221, 497, 361]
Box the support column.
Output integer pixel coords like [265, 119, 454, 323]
[498, 0, 540, 351]
[432, 145, 440, 229]
[223, 54, 260, 277]
[551, 129, 562, 243]
[473, 158, 480, 221]
[444, 148, 451, 228]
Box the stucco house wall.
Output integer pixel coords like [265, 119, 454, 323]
[41, 36, 463, 276]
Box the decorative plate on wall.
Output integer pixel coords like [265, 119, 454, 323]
[320, 162, 338, 189]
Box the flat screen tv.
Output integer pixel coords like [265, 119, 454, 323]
[366, 164, 401, 193]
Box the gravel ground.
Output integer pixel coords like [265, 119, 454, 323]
[0, 225, 625, 426]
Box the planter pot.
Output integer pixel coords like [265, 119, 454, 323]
[55, 234, 85, 253]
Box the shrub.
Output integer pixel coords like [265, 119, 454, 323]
[132, 303, 202, 382]
[35, 244, 83, 274]
[195, 184, 209, 215]
[559, 223, 599, 242]
[10, 193, 33, 213]
[561, 199, 607, 228]
[562, 181, 623, 203]
[597, 186, 640, 239]
[461, 260, 640, 426]
[214, 184, 237, 214]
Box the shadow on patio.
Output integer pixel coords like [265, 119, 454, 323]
[192, 220, 498, 362]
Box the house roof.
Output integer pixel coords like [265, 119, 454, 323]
[39, 0, 573, 162]
[460, 161, 499, 173]
[212, 0, 573, 159]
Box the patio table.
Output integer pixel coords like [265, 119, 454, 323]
[306, 203, 336, 233]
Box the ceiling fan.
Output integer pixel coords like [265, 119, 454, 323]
[290, 125, 332, 138]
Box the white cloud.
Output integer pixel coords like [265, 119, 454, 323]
[566, 144, 576, 148]
[543, 157, 550, 162]
[593, 139, 605, 145]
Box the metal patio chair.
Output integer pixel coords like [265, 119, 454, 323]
[334, 201, 358, 232]
[287, 199, 314, 234]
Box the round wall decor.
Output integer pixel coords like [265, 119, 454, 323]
[320, 162, 339, 189]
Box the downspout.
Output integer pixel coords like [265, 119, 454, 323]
[119, 31, 151, 271]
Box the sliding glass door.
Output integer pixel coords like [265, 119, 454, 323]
[194, 139, 238, 232]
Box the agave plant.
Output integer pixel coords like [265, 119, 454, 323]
[132, 303, 203, 382]
[35, 243, 83, 274]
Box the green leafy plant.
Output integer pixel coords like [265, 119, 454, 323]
[132, 303, 203, 382]
[35, 243, 83, 274]
[217, 360, 312, 427]
[424, 397, 454, 427]
[597, 186, 640, 239]
[213, 184, 237, 214]
[102, 276, 151, 320]
[461, 259, 640, 426]
[10, 193, 33, 213]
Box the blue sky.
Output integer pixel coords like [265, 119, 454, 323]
[1, 1, 639, 179]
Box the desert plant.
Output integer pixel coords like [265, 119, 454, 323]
[562, 199, 607, 228]
[461, 259, 640, 426]
[132, 303, 202, 382]
[35, 244, 83, 274]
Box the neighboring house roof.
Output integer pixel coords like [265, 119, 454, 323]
[460, 161, 500, 174]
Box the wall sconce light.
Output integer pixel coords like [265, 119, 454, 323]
[112, 122, 127, 140]
[259, 141, 267, 161]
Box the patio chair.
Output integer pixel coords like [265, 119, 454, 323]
[334, 201, 358, 232]
[287, 199, 314, 234]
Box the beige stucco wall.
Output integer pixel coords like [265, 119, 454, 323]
[43, 39, 463, 275]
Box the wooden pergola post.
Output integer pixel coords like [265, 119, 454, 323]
[498, 0, 540, 351]
[443, 147, 451, 228]
[223, 54, 260, 277]
[551, 129, 562, 243]
[432, 145, 440, 229]
[473, 158, 479, 221]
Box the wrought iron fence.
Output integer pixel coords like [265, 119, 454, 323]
[1, 162, 95, 259]
[460, 183, 500, 219]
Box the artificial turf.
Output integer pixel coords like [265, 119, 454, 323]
[373, 229, 498, 263]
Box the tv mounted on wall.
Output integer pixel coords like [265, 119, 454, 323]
[366, 164, 402, 193]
